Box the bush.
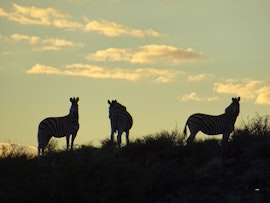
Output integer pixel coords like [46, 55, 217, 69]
[233, 114, 270, 138]
[2, 117, 270, 202]
[230, 114, 270, 159]
[0, 142, 34, 159]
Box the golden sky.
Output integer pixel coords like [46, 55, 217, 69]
[0, 0, 269, 148]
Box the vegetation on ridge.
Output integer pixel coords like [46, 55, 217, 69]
[0, 114, 270, 202]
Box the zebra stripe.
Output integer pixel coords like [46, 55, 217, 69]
[37, 97, 79, 157]
[108, 100, 133, 147]
[184, 97, 240, 145]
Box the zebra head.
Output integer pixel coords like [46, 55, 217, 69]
[69, 97, 79, 118]
[108, 100, 126, 117]
[225, 97, 240, 117]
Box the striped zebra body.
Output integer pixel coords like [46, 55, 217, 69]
[108, 100, 133, 147]
[37, 97, 79, 157]
[184, 97, 240, 145]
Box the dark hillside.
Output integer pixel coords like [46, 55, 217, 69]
[1, 115, 270, 203]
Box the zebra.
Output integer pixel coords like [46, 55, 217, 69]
[108, 100, 133, 147]
[37, 97, 79, 157]
[183, 97, 240, 145]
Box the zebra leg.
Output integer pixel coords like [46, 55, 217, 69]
[38, 144, 45, 157]
[38, 134, 51, 156]
[70, 132, 77, 150]
[111, 130, 115, 143]
[125, 130, 130, 146]
[66, 135, 70, 151]
[117, 130, 124, 147]
[221, 132, 230, 145]
[38, 146, 41, 157]
[186, 132, 197, 145]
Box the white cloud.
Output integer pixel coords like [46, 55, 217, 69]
[207, 96, 220, 102]
[0, 4, 162, 37]
[180, 92, 203, 101]
[26, 64, 61, 74]
[180, 92, 220, 102]
[213, 78, 270, 105]
[10, 33, 40, 44]
[53, 18, 83, 30]
[84, 18, 162, 37]
[0, 3, 82, 30]
[255, 86, 270, 105]
[213, 78, 262, 100]
[0, 8, 9, 17]
[37, 38, 84, 51]
[187, 73, 213, 82]
[179, 78, 270, 105]
[9, 34, 84, 51]
[86, 45, 206, 65]
[26, 63, 183, 83]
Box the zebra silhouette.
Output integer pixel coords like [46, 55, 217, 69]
[108, 100, 133, 147]
[184, 97, 240, 145]
[37, 97, 79, 157]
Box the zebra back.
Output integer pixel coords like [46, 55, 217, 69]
[37, 97, 79, 156]
[184, 97, 240, 143]
[108, 100, 133, 131]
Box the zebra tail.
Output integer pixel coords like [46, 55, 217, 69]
[183, 123, 187, 138]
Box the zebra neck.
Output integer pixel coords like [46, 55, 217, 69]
[225, 112, 237, 119]
[68, 113, 79, 123]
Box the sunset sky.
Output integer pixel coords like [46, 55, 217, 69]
[1, 0, 269, 148]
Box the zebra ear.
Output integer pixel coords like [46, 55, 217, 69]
[237, 97, 240, 102]
[76, 97, 79, 102]
[108, 100, 111, 105]
[70, 97, 73, 102]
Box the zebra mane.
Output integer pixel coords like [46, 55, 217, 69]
[108, 100, 127, 111]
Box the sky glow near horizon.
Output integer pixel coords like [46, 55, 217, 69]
[0, 0, 269, 148]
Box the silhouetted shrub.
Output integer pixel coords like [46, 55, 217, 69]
[46, 138, 59, 153]
[232, 114, 270, 138]
[0, 142, 34, 159]
[2, 118, 270, 202]
[230, 114, 270, 160]
[100, 138, 117, 149]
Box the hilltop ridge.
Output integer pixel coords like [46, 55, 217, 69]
[0, 115, 270, 202]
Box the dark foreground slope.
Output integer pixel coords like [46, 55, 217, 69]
[1, 116, 270, 203]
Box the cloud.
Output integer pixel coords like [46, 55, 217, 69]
[180, 92, 203, 101]
[180, 92, 220, 102]
[179, 78, 270, 105]
[9, 33, 84, 51]
[0, 8, 8, 17]
[37, 38, 84, 51]
[26, 64, 61, 74]
[10, 33, 40, 44]
[53, 18, 82, 30]
[0, 3, 82, 30]
[256, 86, 270, 105]
[213, 78, 262, 100]
[207, 96, 220, 102]
[86, 45, 206, 65]
[1, 4, 162, 37]
[187, 73, 213, 82]
[84, 18, 162, 37]
[26, 63, 183, 83]
[213, 78, 270, 105]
